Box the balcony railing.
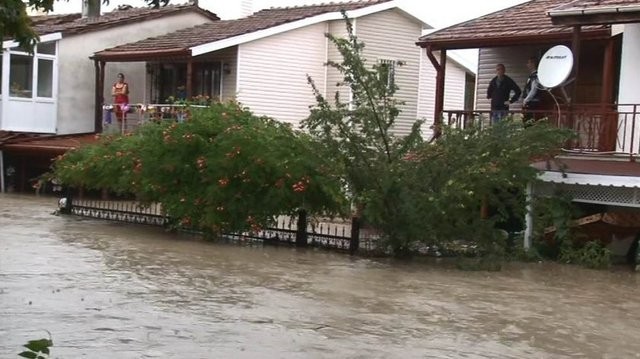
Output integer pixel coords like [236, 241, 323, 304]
[102, 103, 207, 134]
[443, 104, 640, 161]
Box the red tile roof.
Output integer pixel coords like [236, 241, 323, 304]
[0, 133, 99, 155]
[417, 0, 611, 50]
[93, 0, 392, 61]
[29, 3, 219, 37]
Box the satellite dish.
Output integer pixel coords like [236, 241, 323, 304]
[537, 45, 574, 88]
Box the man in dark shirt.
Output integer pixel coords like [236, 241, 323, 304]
[487, 64, 521, 124]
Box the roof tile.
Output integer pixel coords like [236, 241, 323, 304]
[94, 0, 391, 59]
[418, 0, 609, 49]
[30, 3, 219, 37]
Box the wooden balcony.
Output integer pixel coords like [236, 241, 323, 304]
[443, 104, 640, 161]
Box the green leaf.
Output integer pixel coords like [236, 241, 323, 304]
[24, 339, 51, 353]
[18, 351, 38, 359]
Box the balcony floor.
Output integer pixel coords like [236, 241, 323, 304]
[533, 156, 640, 177]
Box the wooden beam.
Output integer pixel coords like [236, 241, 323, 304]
[434, 48, 447, 139]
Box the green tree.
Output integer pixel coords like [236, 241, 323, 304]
[1, 0, 169, 51]
[303, 16, 571, 257]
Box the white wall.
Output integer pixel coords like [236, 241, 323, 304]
[476, 46, 549, 111]
[236, 22, 327, 127]
[326, 20, 349, 104]
[57, 12, 213, 134]
[417, 49, 468, 139]
[355, 9, 422, 136]
[617, 23, 640, 153]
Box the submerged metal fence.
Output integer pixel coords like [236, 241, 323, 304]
[61, 196, 375, 254]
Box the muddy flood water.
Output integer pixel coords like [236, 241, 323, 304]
[1, 194, 640, 358]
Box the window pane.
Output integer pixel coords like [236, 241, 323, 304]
[10, 54, 33, 98]
[0, 55, 2, 95]
[37, 59, 54, 98]
[37, 42, 56, 55]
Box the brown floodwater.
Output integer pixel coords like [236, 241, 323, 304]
[1, 193, 640, 358]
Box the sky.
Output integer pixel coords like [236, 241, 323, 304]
[45, 0, 529, 70]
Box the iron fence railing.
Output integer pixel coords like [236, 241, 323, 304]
[61, 196, 377, 254]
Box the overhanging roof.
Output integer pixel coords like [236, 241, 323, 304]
[417, 0, 611, 50]
[549, 0, 640, 25]
[92, 0, 425, 62]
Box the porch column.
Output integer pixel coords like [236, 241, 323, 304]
[523, 183, 534, 250]
[601, 37, 616, 104]
[94, 60, 106, 133]
[186, 59, 193, 99]
[426, 46, 447, 139]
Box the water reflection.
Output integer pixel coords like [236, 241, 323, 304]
[1, 194, 640, 358]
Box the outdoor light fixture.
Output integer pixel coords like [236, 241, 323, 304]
[222, 62, 231, 75]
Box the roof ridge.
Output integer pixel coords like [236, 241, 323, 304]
[260, 0, 391, 12]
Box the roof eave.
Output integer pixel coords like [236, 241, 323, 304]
[549, 10, 640, 26]
[91, 48, 191, 62]
[416, 28, 611, 50]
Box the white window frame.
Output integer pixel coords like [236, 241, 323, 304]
[7, 40, 58, 102]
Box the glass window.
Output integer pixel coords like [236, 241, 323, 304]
[37, 42, 56, 55]
[37, 59, 54, 98]
[0, 54, 3, 95]
[10, 54, 33, 98]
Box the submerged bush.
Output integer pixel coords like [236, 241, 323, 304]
[51, 102, 347, 234]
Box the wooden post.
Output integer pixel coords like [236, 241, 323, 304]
[349, 216, 360, 255]
[426, 46, 447, 139]
[94, 60, 102, 133]
[296, 209, 308, 247]
[601, 37, 617, 151]
[186, 59, 193, 99]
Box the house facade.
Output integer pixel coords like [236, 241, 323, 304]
[92, 0, 474, 136]
[417, 0, 640, 257]
[0, 4, 218, 135]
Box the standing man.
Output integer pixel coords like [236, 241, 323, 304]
[522, 56, 543, 125]
[487, 64, 521, 124]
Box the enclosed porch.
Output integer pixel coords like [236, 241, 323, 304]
[0, 33, 61, 134]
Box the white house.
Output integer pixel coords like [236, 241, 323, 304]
[92, 0, 474, 136]
[0, 3, 219, 135]
[417, 0, 640, 260]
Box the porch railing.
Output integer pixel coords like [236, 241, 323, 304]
[102, 103, 207, 134]
[443, 104, 640, 161]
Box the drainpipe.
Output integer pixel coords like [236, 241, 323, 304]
[0, 150, 4, 193]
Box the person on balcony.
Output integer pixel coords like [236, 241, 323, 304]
[522, 57, 543, 126]
[112, 73, 130, 124]
[487, 64, 521, 124]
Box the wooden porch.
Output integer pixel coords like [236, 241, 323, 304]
[443, 103, 640, 161]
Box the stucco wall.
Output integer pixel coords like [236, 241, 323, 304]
[57, 11, 213, 134]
